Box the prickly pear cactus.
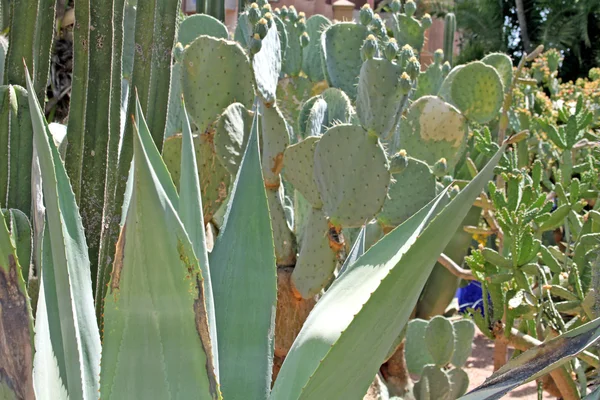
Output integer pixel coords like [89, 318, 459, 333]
[261, 103, 290, 187]
[214, 102, 253, 175]
[162, 133, 230, 222]
[356, 57, 406, 138]
[414, 50, 445, 99]
[283, 136, 322, 207]
[178, 14, 228, 46]
[399, 96, 469, 170]
[446, 61, 504, 124]
[405, 317, 474, 399]
[291, 207, 338, 298]
[181, 36, 255, 134]
[481, 52, 513, 92]
[313, 125, 390, 228]
[298, 88, 355, 139]
[281, 9, 304, 77]
[392, 2, 427, 52]
[252, 21, 282, 104]
[413, 365, 451, 400]
[302, 15, 331, 82]
[277, 76, 319, 136]
[378, 156, 436, 227]
[321, 22, 369, 99]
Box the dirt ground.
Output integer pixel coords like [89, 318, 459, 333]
[464, 330, 555, 399]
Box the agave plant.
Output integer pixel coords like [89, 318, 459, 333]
[0, 0, 599, 399]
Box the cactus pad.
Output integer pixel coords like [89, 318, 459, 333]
[313, 125, 390, 227]
[414, 365, 451, 400]
[356, 58, 404, 138]
[438, 64, 464, 102]
[274, 15, 289, 63]
[321, 23, 369, 99]
[425, 315, 455, 366]
[234, 12, 253, 48]
[414, 61, 444, 99]
[450, 61, 504, 124]
[165, 62, 183, 138]
[277, 76, 316, 135]
[253, 22, 282, 104]
[378, 157, 436, 227]
[320, 88, 355, 126]
[399, 96, 468, 169]
[178, 14, 228, 46]
[283, 136, 322, 208]
[181, 36, 255, 133]
[405, 319, 435, 375]
[448, 368, 469, 399]
[267, 186, 296, 266]
[451, 319, 475, 367]
[302, 15, 332, 82]
[291, 207, 338, 298]
[393, 14, 424, 51]
[260, 103, 290, 186]
[481, 52, 513, 92]
[304, 98, 328, 138]
[297, 95, 321, 137]
[282, 18, 303, 76]
[214, 103, 253, 175]
[162, 133, 230, 222]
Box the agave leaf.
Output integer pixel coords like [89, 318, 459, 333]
[0, 209, 34, 399]
[179, 101, 219, 377]
[271, 144, 505, 400]
[100, 106, 220, 398]
[210, 109, 277, 400]
[32, 227, 68, 400]
[25, 65, 101, 400]
[460, 317, 600, 400]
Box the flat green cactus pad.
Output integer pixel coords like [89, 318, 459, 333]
[448, 368, 470, 399]
[356, 58, 404, 138]
[481, 52, 513, 92]
[165, 62, 183, 138]
[425, 315, 455, 366]
[178, 14, 228, 47]
[414, 365, 451, 400]
[304, 98, 328, 138]
[451, 319, 475, 367]
[399, 96, 468, 169]
[297, 95, 321, 138]
[181, 36, 255, 134]
[282, 18, 303, 77]
[320, 88, 354, 126]
[277, 76, 316, 136]
[438, 64, 464, 102]
[314, 125, 390, 227]
[414, 62, 444, 99]
[291, 207, 338, 298]
[321, 23, 369, 99]
[283, 136, 322, 208]
[274, 15, 289, 64]
[393, 14, 424, 51]
[266, 186, 296, 266]
[450, 61, 504, 124]
[233, 12, 252, 48]
[378, 157, 436, 227]
[253, 23, 282, 105]
[297, 88, 354, 139]
[302, 15, 332, 82]
[261, 103, 290, 186]
[214, 103, 253, 175]
[405, 319, 434, 375]
[162, 133, 230, 222]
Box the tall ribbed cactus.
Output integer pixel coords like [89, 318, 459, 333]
[443, 13, 456, 66]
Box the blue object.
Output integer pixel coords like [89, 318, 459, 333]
[456, 281, 489, 316]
